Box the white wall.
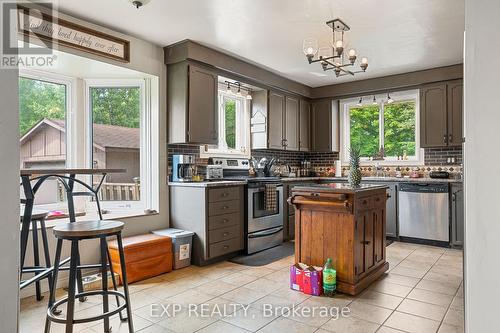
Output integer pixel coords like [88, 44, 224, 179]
[0, 46, 20, 333]
[18, 4, 169, 298]
[464, 0, 500, 331]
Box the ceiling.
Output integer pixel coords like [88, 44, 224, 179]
[55, 0, 464, 87]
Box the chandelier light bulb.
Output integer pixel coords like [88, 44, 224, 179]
[387, 93, 394, 104]
[357, 97, 363, 107]
[335, 40, 343, 48]
[303, 38, 319, 59]
[348, 49, 356, 57]
[246, 91, 253, 100]
[361, 57, 368, 64]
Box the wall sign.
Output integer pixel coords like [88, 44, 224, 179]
[17, 5, 130, 63]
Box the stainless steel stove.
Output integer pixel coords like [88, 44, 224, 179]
[210, 158, 284, 254]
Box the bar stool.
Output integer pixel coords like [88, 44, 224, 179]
[45, 220, 134, 333]
[19, 209, 52, 301]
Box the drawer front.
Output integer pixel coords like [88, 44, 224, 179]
[208, 187, 240, 203]
[209, 225, 241, 244]
[372, 194, 386, 208]
[208, 212, 240, 230]
[209, 200, 240, 216]
[356, 197, 373, 210]
[209, 237, 242, 258]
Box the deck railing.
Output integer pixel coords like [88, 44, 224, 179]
[57, 182, 141, 201]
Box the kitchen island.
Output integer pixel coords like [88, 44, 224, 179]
[289, 183, 389, 295]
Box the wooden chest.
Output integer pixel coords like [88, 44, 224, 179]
[108, 234, 173, 284]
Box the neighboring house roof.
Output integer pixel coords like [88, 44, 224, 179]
[20, 118, 140, 150]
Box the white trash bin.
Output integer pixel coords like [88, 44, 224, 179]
[152, 228, 194, 269]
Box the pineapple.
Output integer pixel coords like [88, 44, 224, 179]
[348, 147, 362, 187]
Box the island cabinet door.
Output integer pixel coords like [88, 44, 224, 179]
[355, 210, 384, 279]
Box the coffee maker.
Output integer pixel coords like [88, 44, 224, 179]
[172, 154, 197, 182]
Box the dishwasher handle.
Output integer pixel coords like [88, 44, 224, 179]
[399, 183, 449, 193]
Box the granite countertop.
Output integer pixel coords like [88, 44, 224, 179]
[281, 176, 462, 183]
[292, 183, 389, 194]
[168, 180, 247, 187]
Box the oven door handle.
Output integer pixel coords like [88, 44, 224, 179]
[248, 226, 284, 239]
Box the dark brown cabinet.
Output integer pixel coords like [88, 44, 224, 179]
[420, 80, 463, 147]
[268, 91, 285, 149]
[299, 99, 311, 151]
[311, 99, 333, 151]
[267, 91, 301, 151]
[167, 62, 218, 144]
[285, 96, 300, 151]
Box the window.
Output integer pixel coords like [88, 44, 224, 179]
[341, 90, 422, 164]
[86, 79, 155, 212]
[19, 73, 71, 206]
[200, 88, 250, 158]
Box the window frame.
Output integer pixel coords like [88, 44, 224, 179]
[199, 89, 251, 158]
[340, 89, 423, 166]
[84, 78, 158, 213]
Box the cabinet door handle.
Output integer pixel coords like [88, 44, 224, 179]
[443, 134, 448, 144]
[449, 134, 453, 143]
[452, 193, 456, 202]
[222, 193, 229, 197]
[222, 206, 229, 210]
[223, 245, 229, 250]
[362, 240, 371, 245]
[223, 232, 229, 237]
[222, 219, 229, 223]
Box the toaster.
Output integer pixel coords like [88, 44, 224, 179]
[206, 165, 223, 180]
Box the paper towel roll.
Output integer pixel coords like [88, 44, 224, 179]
[335, 160, 342, 177]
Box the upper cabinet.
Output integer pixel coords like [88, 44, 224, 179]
[299, 99, 311, 151]
[265, 91, 303, 151]
[420, 80, 463, 148]
[167, 62, 218, 144]
[285, 96, 300, 151]
[311, 99, 339, 152]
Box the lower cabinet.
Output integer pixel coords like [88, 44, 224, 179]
[451, 183, 464, 248]
[170, 185, 245, 265]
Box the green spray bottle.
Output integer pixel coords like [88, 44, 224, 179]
[323, 258, 337, 296]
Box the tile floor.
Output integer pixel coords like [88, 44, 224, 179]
[20, 242, 464, 333]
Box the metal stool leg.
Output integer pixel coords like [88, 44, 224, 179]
[31, 219, 43, 301]
[65, 241, 79, 333]
[40, 219, 53, 297]
[100, 237, 111, 333]
[45, 239, 63, 333]
[116, 234, 134, 333]
[106, 241, 126, 321]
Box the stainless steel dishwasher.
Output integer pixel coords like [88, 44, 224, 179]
[398, 183, 449, 242]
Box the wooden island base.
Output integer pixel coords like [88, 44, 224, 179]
[289, 183, 390, 296]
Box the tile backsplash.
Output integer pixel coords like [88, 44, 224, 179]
[168, 144, 463, 176]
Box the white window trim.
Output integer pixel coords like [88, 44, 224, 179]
[84, 78, 158, 212]
[340, 89, 424, 166]
[199, 90, 251, 158]
[19, 69, 77, 211]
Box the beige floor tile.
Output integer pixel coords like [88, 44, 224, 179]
[286, 300, 333, 327]
[438, 323, 464, 333]
[379, 272, 420, 288]
[415, 279, 459, 296]
[450, 296, 464, 310]
[301, 294, 353, 308]
[385, 311, 440, 333]
[162, 289, 215, 307]
[356, 290, 404, 310]
[221, 272, 259, 285]
[194, 280, 239, 297]
[369, 279, 413, 298]
[239, 266, 275, 277]
[212, 261, 249, 271]
[263, 268, 290, 282]
[320, 315, 380, 333]
[138, 323, 176, 332]
[250, 294, 302, 312]
[397, 259, 434, 271]
[258, 316, 316, 333]
[348, 300, 393, 324]
[407, 288, 454, 307]
[390, 265, 428, 279]
[456, 284, 463, 298]
[222, 306, 277, 332]
[244, 278, 284, 294]
[377, 326, 407, 333]
[397, 298, 447, 321]
[197, 320, 251, 333]
[201, 268, 235, 280]
[423, 271, 463, 288]
[443, 308, 464, 327]
[89, 314, 152, 333]
[142, 282, 188, 300]
[156, 308, 218, 333]
[270, 286, 311, 303]
[222, 286, 268, 305]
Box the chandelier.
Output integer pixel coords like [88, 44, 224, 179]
[303, 18, 368, 77]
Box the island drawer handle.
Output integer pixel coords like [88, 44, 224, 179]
[223, 232, 229, 236]
[222, 219, 229, 223]
[362, 240, 371, 245]
[223, 245, 229, 250]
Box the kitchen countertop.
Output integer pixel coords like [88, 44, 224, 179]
[168, 176, 462, 187]
[168, 180, 247, 187]
[292, 183, 389, 194]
